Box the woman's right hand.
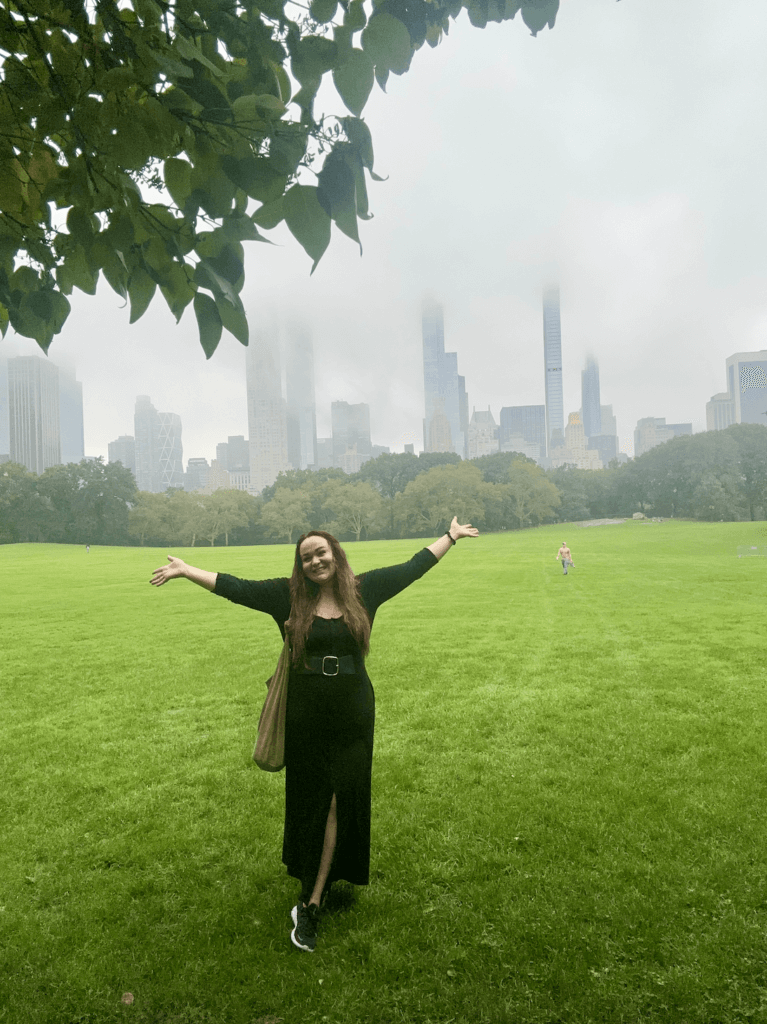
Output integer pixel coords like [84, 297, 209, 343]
[151, 556, 188, 586]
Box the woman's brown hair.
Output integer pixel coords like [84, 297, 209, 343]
[287, 531, 371, 666]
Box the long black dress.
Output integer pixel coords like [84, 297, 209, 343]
[214, 547, 437, 894]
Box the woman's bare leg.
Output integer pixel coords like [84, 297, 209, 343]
[307, 793, 337, 907]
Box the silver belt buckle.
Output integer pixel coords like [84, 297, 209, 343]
[321, 655, 340, 677]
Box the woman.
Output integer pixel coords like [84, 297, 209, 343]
[151, 516, 478, 952]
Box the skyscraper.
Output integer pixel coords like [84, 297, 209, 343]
[0, 347, 11, 458]
[246, 330, 289, 494]
[542, 286, 564, 454]
[581, 356, 601, 438]
[332, 401, 371, 473]
[725, 351, 767, 425]
[499, 405, 546, 460]
[422, 301, 466, 457]
[134, 396, 183, 491]
[158, 412, 184, 489]
[134, 395, 160, 492]
[467, 407, 498, 459]
[285, 324, 318, 471]
[108, 435, 136, 478]
[55, 358, 85, 464]
[8, 356, 61, 473]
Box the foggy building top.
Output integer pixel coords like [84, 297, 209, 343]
[542, 286, 564, 457]
[422, 301, 467, 458]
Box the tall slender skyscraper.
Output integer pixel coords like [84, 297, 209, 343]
[8, 356, 61, 473]
[542, 286, 564, 455]
[422, 301, 466, 456]
[285, 324, 318, 471]
[581, 356, 601, 439]
[246, 329, 289, 494]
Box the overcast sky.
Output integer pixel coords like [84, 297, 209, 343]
[4, 0, 767, 461]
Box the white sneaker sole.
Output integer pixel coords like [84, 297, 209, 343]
[290, 904, 315, 952]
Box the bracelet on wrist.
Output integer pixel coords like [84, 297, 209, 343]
[445, 530, 456, 545]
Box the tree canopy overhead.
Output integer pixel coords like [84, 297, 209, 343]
[0, 0, 559, 355]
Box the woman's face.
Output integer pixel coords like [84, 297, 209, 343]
[299, 536, 337, 586]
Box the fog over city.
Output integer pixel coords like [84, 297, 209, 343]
[3, 0, 766, 462]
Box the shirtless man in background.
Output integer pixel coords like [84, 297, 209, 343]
[556, 542, 574, 575]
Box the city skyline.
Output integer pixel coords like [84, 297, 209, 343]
[3, 2, 765, 465]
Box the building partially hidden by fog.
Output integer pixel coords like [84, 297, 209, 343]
[581, 356, 601, 439]
[285, 324, 318, 472]
[706, 350, 767, 431]
[108, 435, 136, 478]
[332, 400, 371, 474]
[467, 407, 498, 460]
[1, 352, 84, 472]
[246, 330, 289, 494]
[634, 417, 692, 457]
[542, 286, 564, 456]
[8, 356, 61, 473]
[215, 435, 250, 491]
[498, 405, 546, 461]
[422, 301, 468, 457]
[134, 395, 183, 492]
[57, 358, 85, 465]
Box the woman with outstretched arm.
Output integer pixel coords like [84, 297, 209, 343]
[151, 516, 479, 953]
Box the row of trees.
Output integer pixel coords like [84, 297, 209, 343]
[2, 425, 766, 546]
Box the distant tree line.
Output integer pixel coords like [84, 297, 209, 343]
[1, 425, 765, 546]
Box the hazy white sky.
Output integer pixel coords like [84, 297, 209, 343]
[4, 0, 767, 460]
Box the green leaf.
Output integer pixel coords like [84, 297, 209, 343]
[160, 262, 195, 321]
[174, 33, 224, 77]
[255, 93, 287, 116]
[344, 0, 367, 31]
[269, 129, 308, 175]
[56, 247, 98, 295]
[252, 198, 285, 230]
[164, 158, 192, 208]
[0, 302, 8, 338]
[317, 155, 360, 248]
[283, 185, 331, 272]
[194, 292, 223, 359]
[222, 215, 270, 243]
[221, 155, 287, 203]
[341, 116, 375, 169]
[291, 35, 338, 86]
[332, 49, 375, 116]
[216, 295, 249, 346]
[310, 0, 337, 23]
[128, 267, 157, 323]
[467, 0, 489, 28]
[520, 0, 559, 35]
[361, 13, 413, 75]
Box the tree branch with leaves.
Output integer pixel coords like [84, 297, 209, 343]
[0, 0, 559, 354]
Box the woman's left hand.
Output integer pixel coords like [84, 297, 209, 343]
[450, 515, 479, 539]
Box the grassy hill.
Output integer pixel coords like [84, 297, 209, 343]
[2, 521, 766, 1023]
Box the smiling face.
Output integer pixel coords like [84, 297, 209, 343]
[299, 535, 337, 586]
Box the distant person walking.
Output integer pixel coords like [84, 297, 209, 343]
[150, 517, 479, 953]
[556, 541, 574, 575]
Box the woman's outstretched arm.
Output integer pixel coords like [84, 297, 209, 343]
[151, 556, 217, 592]
[427, 516, 479, 561]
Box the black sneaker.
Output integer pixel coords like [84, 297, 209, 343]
[291, 902, 320, 952]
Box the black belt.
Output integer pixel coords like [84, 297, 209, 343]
[303, 655, 356, 677]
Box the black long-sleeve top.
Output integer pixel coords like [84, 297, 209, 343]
[213, 547, 438, 639]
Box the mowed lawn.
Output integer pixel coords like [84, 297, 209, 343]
[2, 521, 767, 1024]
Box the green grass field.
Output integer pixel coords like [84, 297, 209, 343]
[2, 521, 767, 1024]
